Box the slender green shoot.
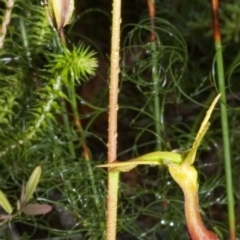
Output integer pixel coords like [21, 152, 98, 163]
[211, 1, 235, 239]
[147, 0, 162, 150]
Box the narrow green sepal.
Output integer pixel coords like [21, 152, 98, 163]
[97, 151, 183, 172]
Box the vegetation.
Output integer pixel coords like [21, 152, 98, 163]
[0, 0, 239, 239]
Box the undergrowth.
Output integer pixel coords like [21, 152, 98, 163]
[0, 0, 239, 239]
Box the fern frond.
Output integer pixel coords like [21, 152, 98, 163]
[0, 75, 62, 157]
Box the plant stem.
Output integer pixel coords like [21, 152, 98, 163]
[147, 0, 162, 150]
[19, 18, 31, 64]
[211, 1, 235, 239]
[68, 82, 100, 209]
[68, 82, 89, 160]
[151, 41, 161, 150]
[106, 0, 122, 239]
[60, 97, 76, 159]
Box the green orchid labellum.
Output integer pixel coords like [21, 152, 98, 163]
[45, 0, 74, 32]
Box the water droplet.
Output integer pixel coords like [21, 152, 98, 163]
[40, 0, 48, 6]
[155, 194, 162, 199]
[149, 164, 156, 167]
[169, 222, 174, 226]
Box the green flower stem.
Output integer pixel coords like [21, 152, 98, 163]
[106, 0, 122, 238]
[211, 1, 235, 239]
[147, 0, 162, 150]
[151, 40, 162, 150]
[215, 41, 235, 240]
[106, 171, 119, 240]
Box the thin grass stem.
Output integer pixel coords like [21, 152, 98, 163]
[60, 97, 76, 159]
[67, 82, 100, 209]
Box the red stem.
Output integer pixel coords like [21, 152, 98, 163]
[147, 0, 156, 41]
[211, 0, 220, 42]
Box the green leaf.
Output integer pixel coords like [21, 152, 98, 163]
[0, 190, 12, 214]
[25, 166, 42, 203]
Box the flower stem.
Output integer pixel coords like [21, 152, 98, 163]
[147, 0, 162, 150]
[106, 0, 122, 239]
[211, 1, 235, 239]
